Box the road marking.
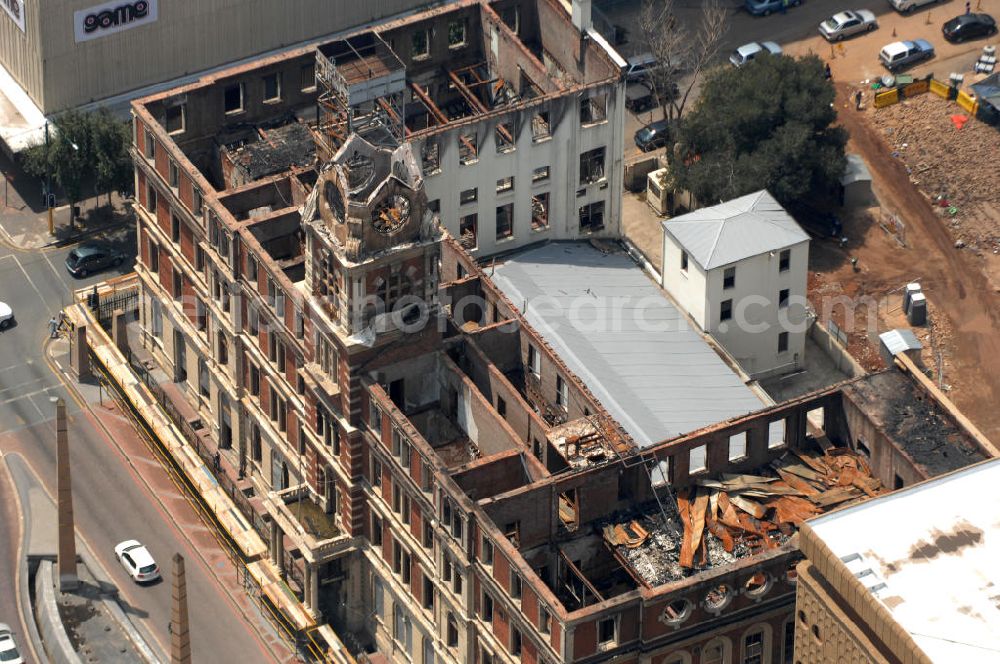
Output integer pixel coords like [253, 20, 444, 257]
[0, 385, 61, 407]
[41, 343, 286, 662]
[42, 250, 73, 295]
[0, 376, 48, 399]
[12, 254, 55, 311]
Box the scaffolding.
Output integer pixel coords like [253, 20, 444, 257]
[315, 33, 407, 158]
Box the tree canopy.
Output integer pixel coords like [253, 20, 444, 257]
[21, 108, 132, 208]
[673, 54, 847, 207]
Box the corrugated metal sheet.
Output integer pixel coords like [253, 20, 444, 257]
[491, 242, 767, 447]
[661, 190, 810, 270]
[879, 328, 921, 356]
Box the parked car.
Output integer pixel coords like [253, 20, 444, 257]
[879, 39, 935, 71]
[943, 13, 997, 42]
[634, 120, 670, 152]
[819, 10, 878, 41]
[0, 302, 13, 331]
[114, 540, 161, 583]
[889, 0, 943, 13]
[745, 0, 802, 16]
[625, 52, 659, 82]
[65, 242, 126, 278]
[626, 82, 656, 113]
[0, 623, 23, 664]
[730, 41, 783, 67]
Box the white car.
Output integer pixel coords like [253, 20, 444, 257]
[730, 41, 783, 67]
[0, 623, 23, 664]
[0, 302, 13, 331]
[819, 10, 878, 41]
[889, 0, 942, 12]
[114, 540, 161, 583]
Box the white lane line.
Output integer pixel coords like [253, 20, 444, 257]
[41, 251, 72, 297]
[0, 385, 60, 407]
[0, 377, 48, 399]
[11, 254, 54, 311]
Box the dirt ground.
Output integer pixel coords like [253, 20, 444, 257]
[810, 84, 1000, 442]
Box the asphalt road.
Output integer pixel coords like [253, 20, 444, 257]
[0, 231, 289, 662]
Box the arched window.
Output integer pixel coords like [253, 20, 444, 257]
[740, 623, 772, 664]
[702, 637, 731, 664]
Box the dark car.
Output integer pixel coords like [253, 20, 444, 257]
[943, 13, 997, 42]
[634, 120, 670, 152]
[626, 82, 656, 113]
[65, 243, 126, 277]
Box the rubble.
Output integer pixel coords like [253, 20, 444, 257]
[872, 93, 1000, 251]
[605, 447, 883, 586]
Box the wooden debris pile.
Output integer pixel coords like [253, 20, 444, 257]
[676, 447, 882, 569]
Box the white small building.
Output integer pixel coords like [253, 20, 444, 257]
[660, 190, 810, 379]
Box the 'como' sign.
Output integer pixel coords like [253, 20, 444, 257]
[73, 0, 158, 43]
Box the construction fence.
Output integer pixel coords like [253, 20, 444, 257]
[873, 74, 983, 119]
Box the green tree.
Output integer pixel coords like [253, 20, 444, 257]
[674, 54, 847, 207]
[92, 109, 133, 206]
[18, 108, 132, 215]
[50, 110, 91, 216]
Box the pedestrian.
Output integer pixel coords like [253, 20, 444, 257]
[781, 0, 788, 14]
[965, 0, 971, 14]
[48, 316, 58, 338]
[824, 62, 832, 80]
[851, 257, 860, 272]
[855, 89, 863, 110]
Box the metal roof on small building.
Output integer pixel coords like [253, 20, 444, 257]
[879, 328, 922, 356]
[490, 242, 768, 447]
[661, 190, 809, 270]
[841, 153, 872, 186]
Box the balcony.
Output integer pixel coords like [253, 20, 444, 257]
[264, 484, 351, 563]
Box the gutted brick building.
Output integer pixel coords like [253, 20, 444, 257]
[126, 1, 993, 662]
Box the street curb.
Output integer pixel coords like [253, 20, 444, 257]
[43, 220, 132, 249]
[34, 560, 82, 664]
[6, 453, 166, 664]
[2, 455, 48, 664]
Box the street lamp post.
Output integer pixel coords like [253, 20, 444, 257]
[45, 121, 54, 236]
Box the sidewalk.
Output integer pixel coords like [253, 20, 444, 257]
[1, 149, 132, 250]
[60, 297, 349, 662]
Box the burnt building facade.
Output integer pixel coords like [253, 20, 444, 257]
[126, 1, 992, 662]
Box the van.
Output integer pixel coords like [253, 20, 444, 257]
[625, 52, 659, 81]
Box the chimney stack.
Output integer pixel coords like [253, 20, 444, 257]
[171, 553, 192, 664]
[55, 397, 78, 591]
[572, 0, 593, 33]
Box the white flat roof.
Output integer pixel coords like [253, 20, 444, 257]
[808, 458, 1000, 663]
[490, 242, 768, 446]
[0, 62, 46, 154]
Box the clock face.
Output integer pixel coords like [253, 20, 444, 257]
[345, 152, 375, 193]
[372, 194, 411, 235]
[324, 180, 345, 222]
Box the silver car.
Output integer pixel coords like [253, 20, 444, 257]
[820, 10, 878, 41]
[729, 41, 783, 67]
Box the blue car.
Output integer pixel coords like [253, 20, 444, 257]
[745, 0, 802, 16]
